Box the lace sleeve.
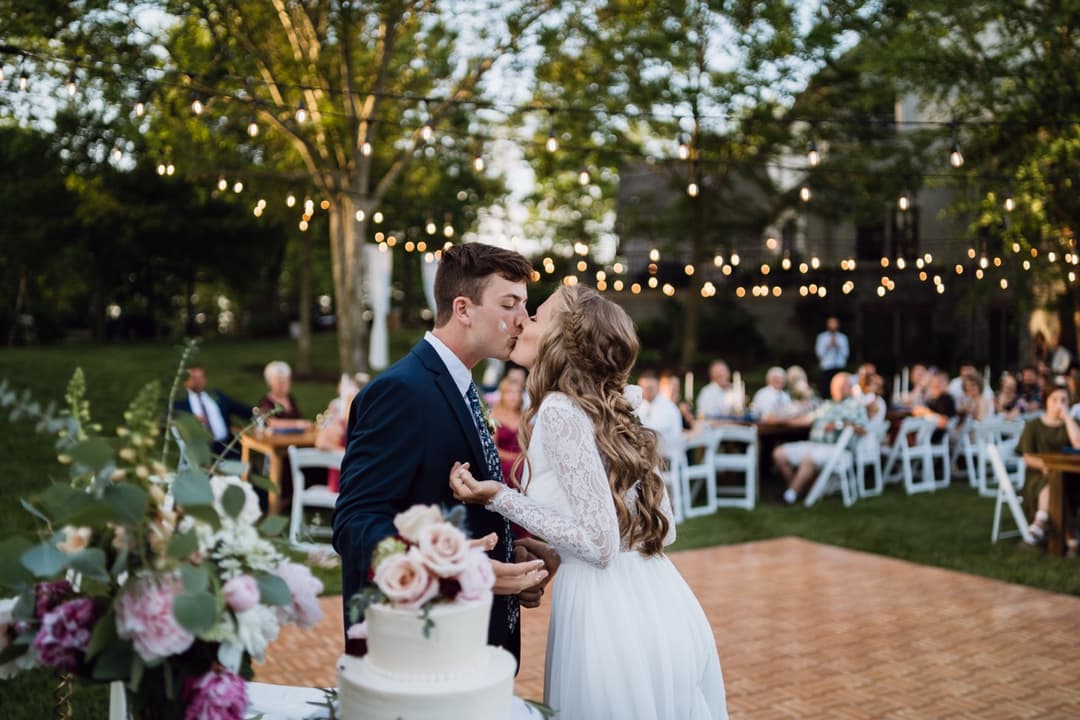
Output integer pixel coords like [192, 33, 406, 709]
[488, 396, 620, 568]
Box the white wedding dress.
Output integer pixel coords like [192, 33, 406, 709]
[489, 393, 728, 720]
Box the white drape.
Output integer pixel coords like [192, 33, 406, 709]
[364, 244, 393, 370]
[421, 252, 439, 318]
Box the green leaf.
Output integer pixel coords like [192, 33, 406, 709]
[173, 590, 217, 634]
[180, 563, 209, 593]
[128, 654, 144, 693]
[111, 547, 129, 577]
[92, 640, 135, 681]
[21, 541, 68, 578]
[173, 469, 213, 507]
[247, 473, 279, 494]
[172, 414, 212, 468]
[41, 482, 92, 523]
[215, 459, 248, 476]
[183, 504, 221, 532]
[104, 484, 148, 525]
[63, 499, 119, 528]
[0, 537, 34, 590]
[255, 574, 291, 606]
[167, 530, 199, 560]
[68, 547, 110, 583]
[259, 515, 288, 538]
[19, 498, 52, 525]
[68, 437, 115, 472]
[221, 484, 246, 518]
[86, 607, 118, 660]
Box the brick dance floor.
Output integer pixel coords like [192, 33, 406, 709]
[257, 537, 1080, 718]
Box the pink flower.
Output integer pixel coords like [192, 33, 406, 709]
[34, 580, 73, 619]
[392, 504, 444, 543]
[31, 598, 96, 672]
[373, 549, 439, 609]
[115, 575, 195, 664]
[416, 522, 470, 577]
[183, 667, 248, 720]
[346, 621, 368, 640]
[222, 575, 259, 613]
[455, 549, 496, 602]
[275, 562, 324, 629]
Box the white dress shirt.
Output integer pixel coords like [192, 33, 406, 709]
[751, 386, 793, 418]
[424, 332, 473, 401]
[638, 395, 684, 456]
[815, 331, 849, 371]
[187, 390, 229, 441]
[696, 383, 738, 418]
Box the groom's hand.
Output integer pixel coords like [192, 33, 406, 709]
[514, 539, 559, 609]
[490, 558, 547, 595]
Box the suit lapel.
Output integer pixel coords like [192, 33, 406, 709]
[412, 342, 488, 473]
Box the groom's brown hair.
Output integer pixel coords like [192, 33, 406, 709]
[434, 243, 533, 326]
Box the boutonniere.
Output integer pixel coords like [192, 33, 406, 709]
[479, 400, 499, 436]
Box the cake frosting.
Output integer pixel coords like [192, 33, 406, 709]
[337, 596, 516, 720]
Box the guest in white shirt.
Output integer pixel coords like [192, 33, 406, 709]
[172, 365, 253, 458]
[751, 367, 793, 419]
[697, 360, 738, 419]
[948, 364, 977, 407]
[815, 316, 849, 396]
[638, 370, 685, 457]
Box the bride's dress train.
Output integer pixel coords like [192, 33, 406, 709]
[489, 392, 728, 720]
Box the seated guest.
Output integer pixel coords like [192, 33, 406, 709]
[1017, 365, 1042, 410]
[317, 373, 368, 492]
[773, 372, 867, 505]
[948, 363, 977, 407]
[911, 370, 956, 441]
[638, 370, 685, 457]
[751, 366, 793, 419]
[1018, 382, 1080, 553]
[958, 370, 994, 422]
[172, 364, 252, 458]
[696, 359, 739, 419]
[256, 360, 304, 422]
[997, 372, 1022, 418]
[860, 373, 887, 422]
[491, 374, 525, 486]
[660, 372, 696, 430]
[903, 363, 930, 406]
[787, 365, 817, 406]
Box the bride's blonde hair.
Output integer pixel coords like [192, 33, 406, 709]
[514, 285, 669, 556]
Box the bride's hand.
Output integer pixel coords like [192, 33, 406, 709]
[449, 461, 502, 504]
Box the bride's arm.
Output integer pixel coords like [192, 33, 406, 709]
[488, 400, 620, 569]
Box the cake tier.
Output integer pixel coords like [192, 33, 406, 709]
[337, 646, 516, 720]
[365, 598, 491, 679]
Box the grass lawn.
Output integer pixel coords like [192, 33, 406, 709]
[0, 334, 1076, 718]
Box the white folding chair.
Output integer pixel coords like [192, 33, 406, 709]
[659, 450, 686, 524]
[975, 418, 1025, 498]
[170, 424, 192, 471]
[884, 416, 939, 494]
[985, 443, 1034, 544]
[681, 427, 721, 518]
[711, 424, 758, 510]
[927, 415, 957, 489]
[952, 415, 977, 484]
[855, 417, 888, 498]
[804, 426, 858, 507]
[286, 446, 344, 549]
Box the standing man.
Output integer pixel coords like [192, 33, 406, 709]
[815, 316, 850, 397]
[332, 243, 553, 667]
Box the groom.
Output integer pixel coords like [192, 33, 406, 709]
[332, 242, 551, 665]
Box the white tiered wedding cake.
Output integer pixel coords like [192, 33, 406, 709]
[337, 596, 516, 720]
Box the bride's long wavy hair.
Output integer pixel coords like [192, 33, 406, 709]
[514, 285, 670, 556]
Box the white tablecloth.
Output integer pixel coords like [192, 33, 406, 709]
[245, 682, 542, 720]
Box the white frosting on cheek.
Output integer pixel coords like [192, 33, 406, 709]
[497, 320, 508, 334]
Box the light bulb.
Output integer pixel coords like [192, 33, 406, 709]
[1004, 194, 1016, 213]
[687, 181, 699, 197]
[421, 122, 433, 142]
[898, 192, 910, 211]
[233, 181, 243, 193]
[166, 163, 175, 176]
[65, 73, 76, 97]
[191, 97, 204, 115]
[111, 145, 122, 162]
[949, 142, 964, 168]
[443, 224, 454, 238]
[0, 67, 4, 83]
[286, 193, 296, 208]
[546, 132, 558, 153]
[217, 177, 228, 192]
[247, 118, 259, 137]
[678, 134, 690, 160]
[473, 154, 484, 172]
[807, 141, 820, 168]
[799, 185, 811, 202]
[295, 101, 308, 124]
[578, 168, 590, 186]
[426, 220, 437, 235]
[19, 70, 29, 91]
[134, 99, 145, 117]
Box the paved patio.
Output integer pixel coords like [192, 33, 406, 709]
[257, 537, 1080, 718]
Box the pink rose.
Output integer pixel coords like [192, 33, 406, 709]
[222, 575, 259, 613]
[393, 504, 444, 543]
[115, 575, 195, 664]
[373, 549, 439, 609]
[182, 667, 248, 720]
[275, 562, 324, 629]
[416, 522, 469, 577]
[346, 621, 368, 640]
[455, 549, 496, 602]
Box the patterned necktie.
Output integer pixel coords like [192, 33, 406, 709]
[465, 382, 518, 634]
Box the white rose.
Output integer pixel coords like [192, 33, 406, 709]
[416, 522, 470, 578]
[623, 384, 644, 410]
[56, 526, 92, 555]
[393, 504, 444, 543]
[235, 605, 280, 663]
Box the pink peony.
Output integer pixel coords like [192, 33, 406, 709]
[373, 549, 439, 609]
[392, 504, 444, 543]
[346, 621, 368, 640]
[31, 598, 96, 672]
[416, 522, 470, 577]
[34, 580, 74, 619]
[182, 667, 248, 720]
[275, 562, 324, 629]
[222, 575, 259, 613]
[115, 575, 195, 664]
[455, 548, 496, 602]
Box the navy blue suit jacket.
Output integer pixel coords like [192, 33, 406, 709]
[171, 390, 252, 436]
[332, 340, 519, 661]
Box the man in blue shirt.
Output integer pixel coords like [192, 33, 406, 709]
[815, 316, 849, 397]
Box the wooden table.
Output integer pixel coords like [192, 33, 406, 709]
[1028, 453, 1080, 556]
[240, 427, 318, 515]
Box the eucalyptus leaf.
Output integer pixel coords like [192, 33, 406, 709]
[86, 607, 118, 660]
[41, 482, 92, 522]
[92, 640, 135, 681]
[104, 483, 148, 525]
[214, 459, 248, 476]
[19, 498, 52, 525]
[173, 590, 217, 635]
[255, 574, 291, 606]
[183, 504, 221, 532]
[172, 413, 212, 467]
[221, 484, 246, 518]
[247, 473, 279, 494]
[0, 537, 34, 590]
[173, 469, 214, 507]
[68, 437, 115, 472]
[167, 530, 199, 560]
[180, 563, 209, 592]
[21, 541, 68, 578]
[259, 515, 288, 538]
[68, 548, 110, 583]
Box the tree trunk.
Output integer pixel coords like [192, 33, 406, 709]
[330, 193, 369, 374]
[296, 229, 313, 375]
[8, 267, 26, 347]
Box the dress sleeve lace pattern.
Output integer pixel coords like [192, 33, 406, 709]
[488, 394, 621, 568]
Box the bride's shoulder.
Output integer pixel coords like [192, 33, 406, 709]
[537, 392, 588, 420]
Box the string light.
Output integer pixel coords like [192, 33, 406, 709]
[247, 117, 259, 137]
[217, 176, 228, 191]
[649, 248, 660, 262]
[949, 141, 964, 168]
[799, 184, 811, 202]
[807, 140, 820, 168]
[191, 95, 204, 115]
[425, 219, 437, 235]
[730, 253, 740, 266]
[134, 98, 146, 117]
[295, 100, 308, 124]
[687, 180, 699, 197]
[361, 140, 372, 156]
[19, 69, 29, 91]
[0, 66, 4, 83]
[65, 72, 76, 97]
[677, 133, 690, 160]
[420, 100, 433, 142]
[1004, 194, 1016, 213]
[578, 167, 591, 186]
[355, 210, 366, 222]
[898, 191, 910, 212]
[286, 193, 296, 208]
[546, 129, 558, 153]
[233, 180, 243, 193]
[473, 153, 484, 172]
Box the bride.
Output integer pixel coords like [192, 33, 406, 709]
[450, 285, 728, 719]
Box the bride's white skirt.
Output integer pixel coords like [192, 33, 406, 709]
[544, 550, 728, 720]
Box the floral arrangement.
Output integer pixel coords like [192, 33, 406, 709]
[347, 504, 494, 640]
[0, 341, 324, 720]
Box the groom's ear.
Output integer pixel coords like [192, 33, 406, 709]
[452, 295, 473, 327]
